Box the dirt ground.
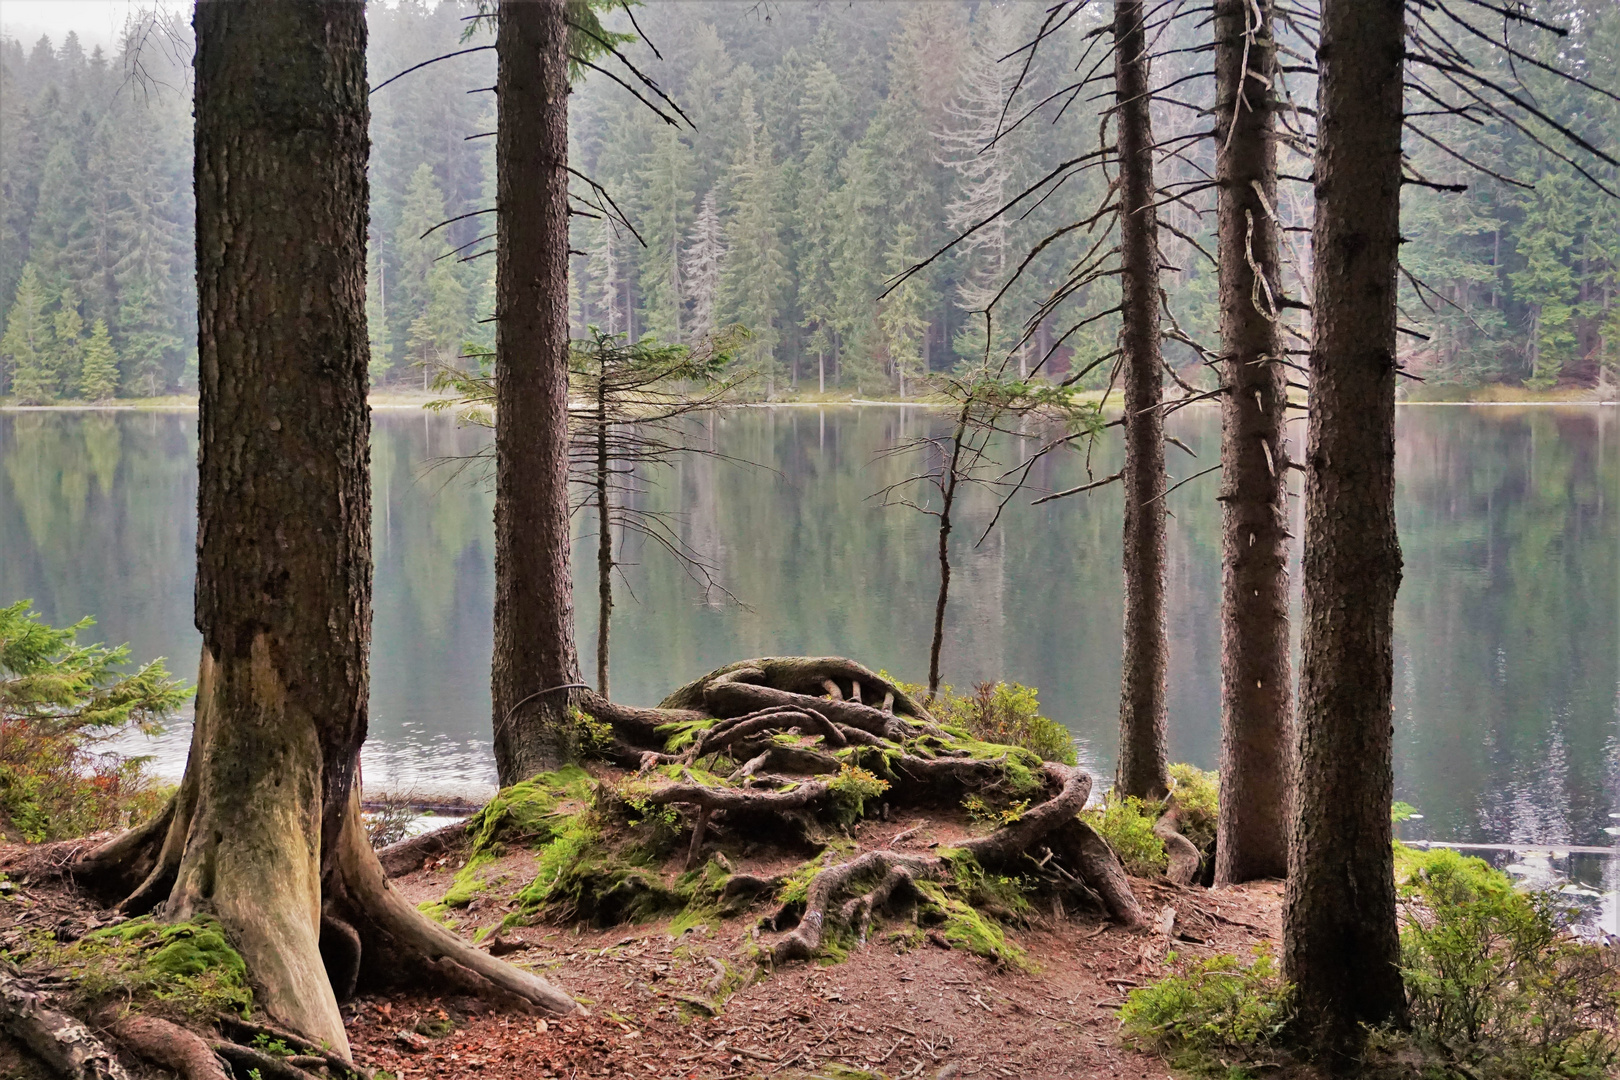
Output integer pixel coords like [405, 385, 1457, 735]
[0, 818, 1284, 1080]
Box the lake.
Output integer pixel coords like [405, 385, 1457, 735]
[2, 405, 1616, 926]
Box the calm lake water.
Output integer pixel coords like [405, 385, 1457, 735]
[2, 405, 1617, 923]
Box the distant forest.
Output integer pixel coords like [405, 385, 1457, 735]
[1, 0, 1616, 400]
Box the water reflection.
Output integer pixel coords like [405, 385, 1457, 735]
[0, 406, 1616, 860]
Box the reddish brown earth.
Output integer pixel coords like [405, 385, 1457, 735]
[0, 827, 1283, 1080]
[344, 847, 1283, 1080]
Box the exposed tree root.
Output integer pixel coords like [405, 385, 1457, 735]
[574, 663, 1150, 962]
[68, 771, 580, 1060]
[1153, 796, 1203, 887]
[0, 970, 130, 1080]
[108, 1015, 229, 1080]
[212, 1041, 322, 1080]
[375, 820, 469, 878]
[213, 1014, 363, 1078]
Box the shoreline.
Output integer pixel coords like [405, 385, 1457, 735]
[3, 395, 1616, 413]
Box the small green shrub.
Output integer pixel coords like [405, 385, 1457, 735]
[1397, 845, 1620, 1077]
[1082, 795, 1167, 876]
[1167, 763, 1218, 852]
[1119, 946, 1294, 1073]
[0, 601, 188, 841]
[962, 793, 1028, 827]
[905, 679, 1077, 765]
[826, 763, 888, 824]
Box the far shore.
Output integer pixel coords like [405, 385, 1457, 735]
[2, 384, 1616, 412]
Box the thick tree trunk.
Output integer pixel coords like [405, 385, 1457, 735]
[173, 2, 375, 1050]
[1284, 0, 1409, 1054]
[72, 2, 579, 1053]
[492, 0, 582, 783]
[1213, 0, 1292, 885]
[1113, 0, 1170, 800]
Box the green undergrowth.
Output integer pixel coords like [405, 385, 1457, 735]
[1119, 945, 1294, 1078]
[1167, 763, 1218, 851]
[1392, 844, 1620, 1078]
[1083, 794, 1168, 876]
[1122, 848, 1620, 1078]
[17, 915, 251, 1022]
[903, 678, 1077, 765]
[1081, 763, 1220, 877]
[0, 601, 188, 841]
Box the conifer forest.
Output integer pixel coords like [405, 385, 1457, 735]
[0, 2, 1616, 1080]
[4, 0, 1619, 400]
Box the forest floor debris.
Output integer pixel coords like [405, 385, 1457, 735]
[0, 823, 1283, 1079]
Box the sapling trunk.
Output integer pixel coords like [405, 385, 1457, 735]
[595, 363, 612, 698]
[927, 406, 970, 698]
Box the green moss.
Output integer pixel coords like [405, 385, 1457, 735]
[774, 861, 823, 908]
[939, 849, 1032, 921]
[464, 764, 595, 857]
[1082, 795, 1167, 876]
[1168, 762, 1218, 852]
[656, 718, 718, 754]
[48, 916, 252, 1021]
[913, 880, 1029, 970]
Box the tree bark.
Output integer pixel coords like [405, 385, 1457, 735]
[595, 366, 612, 698]
[1113, 0, 1170, 800]
[1284, 0, 1409, 1054]
[173, 1, 375, 1050]
[1213, 0, 1292, 885]
[492, 0, 582, 783]
[71, 2, 579, 1052]
[927, 407, 969, 698]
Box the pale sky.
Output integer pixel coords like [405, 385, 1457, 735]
[0, 0, 188, 52]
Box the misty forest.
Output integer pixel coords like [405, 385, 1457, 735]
[0, 2, 1616, 1080]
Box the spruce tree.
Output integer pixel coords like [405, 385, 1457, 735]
[2, 263, 54, 401]
[879, 223, 928, 398]
[405, 258, 470, 386]
[78, 317, 118, 401]
[1512, 167, 1581, 387]
[718, 90, 790, 391]
[683, 191, 726, 341]
[795, 59, 846, 388]
[637, 126, 695, 343]
[52, 284, 84, 395]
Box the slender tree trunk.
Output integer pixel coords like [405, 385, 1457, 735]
[492, 0, 582, 783]
[595, 372, 612, 698]
[1113, 0, 1170, 800]
[1284, 0, 1409, 1054]
[928, 409, 969, 698]
[1214, 0, 1291, 885]
[818, 349, 825, 394]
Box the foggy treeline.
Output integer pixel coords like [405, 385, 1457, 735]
[2, 0, 1617, 400]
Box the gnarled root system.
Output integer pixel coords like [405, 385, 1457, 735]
[578, 657, 1148, 963]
